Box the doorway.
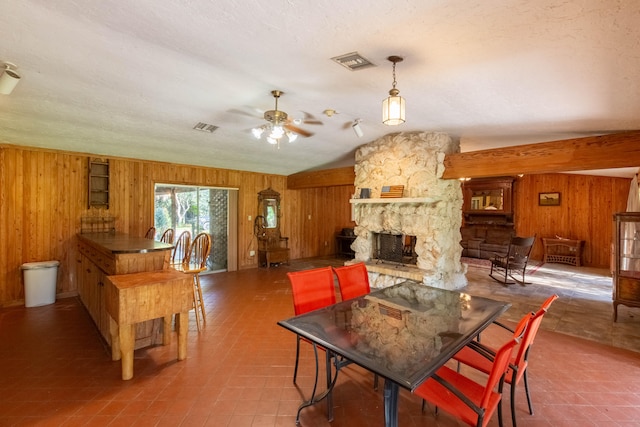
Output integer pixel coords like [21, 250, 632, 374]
[154, 184, 238, 273]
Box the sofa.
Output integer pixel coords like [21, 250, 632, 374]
[460, 226, 515, 259]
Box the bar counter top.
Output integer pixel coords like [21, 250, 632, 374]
[78, 232, 173, 254]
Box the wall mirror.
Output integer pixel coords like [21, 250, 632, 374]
[462, 177, 514, 214]
[470, 189, 504, 210]
[257, 188, 281, 230]
[264, 199, 278, 228]
[256, 187, 290, 268]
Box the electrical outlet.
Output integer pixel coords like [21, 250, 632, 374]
[248, 215, 252, 221]
[249, 250, 255, 257]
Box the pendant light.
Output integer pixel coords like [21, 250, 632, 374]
[382, 56, 405, 125]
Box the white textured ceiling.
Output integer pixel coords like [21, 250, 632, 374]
[1, 0, 639, 177]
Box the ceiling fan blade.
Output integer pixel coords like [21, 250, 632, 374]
[228, 107, 263, 119]
[284, 123, 314, 138]
[300, 111, 324, 125]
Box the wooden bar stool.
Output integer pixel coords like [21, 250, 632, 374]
[173, 232, 210, 331]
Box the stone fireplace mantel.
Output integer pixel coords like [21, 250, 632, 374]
[350, 197, 440, 205]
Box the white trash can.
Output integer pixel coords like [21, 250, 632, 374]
[21, 260, 60, 307]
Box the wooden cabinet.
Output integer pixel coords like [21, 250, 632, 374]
[77, 234, 172, 348]
[460, 177, 516, 258]
[612, 212, 640, 321]
[462, 177, 514, 223]
[88, 157, 110, 208]
[462, 177, 514, 212]
[78, 240, 113, 340]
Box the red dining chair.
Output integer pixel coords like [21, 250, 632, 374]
[415, 336, 521, 427]
[453, 294, 559, 427]
[333, 262, 370, 301]
[287, 266, 337, 384]
[332, 262, 379, 389]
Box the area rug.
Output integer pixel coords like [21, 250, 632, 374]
[462, 257, 545, 276]
[461, 257, 492, 268]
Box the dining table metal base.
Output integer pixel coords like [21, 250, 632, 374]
[383, 379, 400, 427]
[295, 344, 353, 425]
[295, 344, 336, 425]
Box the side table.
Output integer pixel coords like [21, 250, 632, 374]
[542, 238, 585, 267]
[335, 235, 356, 258]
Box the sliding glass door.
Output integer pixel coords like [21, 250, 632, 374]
[154, 184, 238, 273]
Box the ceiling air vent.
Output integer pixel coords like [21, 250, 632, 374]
[331, 52, 375, 71]
[193, 122, 219, 133]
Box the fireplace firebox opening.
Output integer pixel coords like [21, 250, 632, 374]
[373, 232, 417, 266]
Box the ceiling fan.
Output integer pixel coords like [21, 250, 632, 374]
[251, 90, 319, 148]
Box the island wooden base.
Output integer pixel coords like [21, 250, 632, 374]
[77, 233, 173, 349]
[105, 269, 192, 380]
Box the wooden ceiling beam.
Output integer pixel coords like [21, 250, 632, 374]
[287, 166, 355, 189]
[442, 131, 640, 179]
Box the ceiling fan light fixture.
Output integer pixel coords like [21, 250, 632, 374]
[252, 90, 314, 147]
[251, 126, 265, 139]
[382, 56, 406, 126]
[270, 124, 285, 139]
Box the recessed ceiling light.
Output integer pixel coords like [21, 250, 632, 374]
[331, 52, 375, 71]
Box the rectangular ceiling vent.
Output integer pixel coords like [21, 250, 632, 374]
[331, 52, 375, 71]
[193, 122, 219, 133]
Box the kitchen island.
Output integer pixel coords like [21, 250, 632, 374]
[77, 232, 174, 349]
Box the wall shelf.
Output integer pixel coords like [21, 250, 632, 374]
[88, 157, 110, 209]
[349, 197, 439, 204]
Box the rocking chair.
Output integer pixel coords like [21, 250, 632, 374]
[489, 235, 536, 285]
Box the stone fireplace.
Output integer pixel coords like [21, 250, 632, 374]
[350, 131, 467, 290]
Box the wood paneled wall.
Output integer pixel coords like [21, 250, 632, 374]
[514, 173, 631, 267]
[1, 143, 629, 306]
[0, 144, 355, 307]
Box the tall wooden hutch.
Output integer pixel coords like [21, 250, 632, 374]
[612, 212, 640, 321]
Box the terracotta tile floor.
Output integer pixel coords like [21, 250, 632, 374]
[1, 258, 640, 426]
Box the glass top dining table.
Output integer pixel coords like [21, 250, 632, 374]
[278, 280, 511, 427]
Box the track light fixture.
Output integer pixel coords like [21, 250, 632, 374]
[0, 62, 21, 95]
[352, 119, 363, 138]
